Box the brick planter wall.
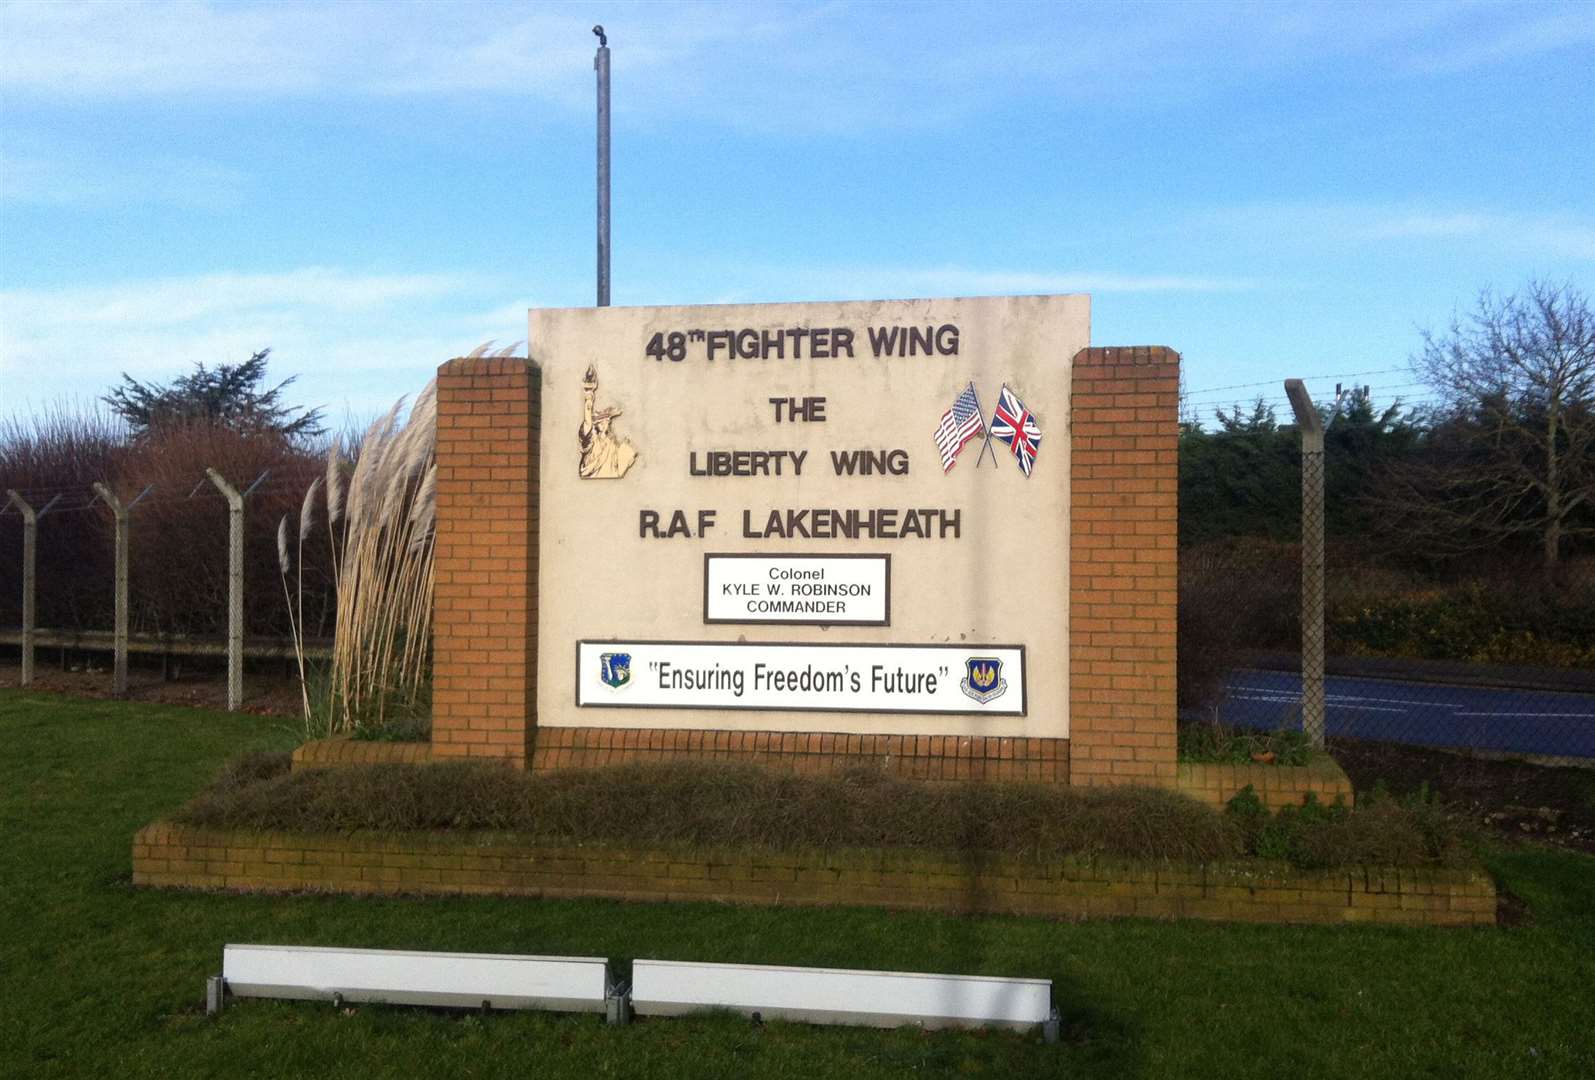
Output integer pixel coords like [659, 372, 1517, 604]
[292, 736, 433, 771]
[132, 823, 1493, 927]
[1178, 754, 1356, 811]
[529, 728, 1067, 782]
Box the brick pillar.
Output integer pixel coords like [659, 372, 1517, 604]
[1068, 347, 1179, 786]
[432, 357, 540, 765]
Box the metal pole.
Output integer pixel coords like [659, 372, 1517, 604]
[4, 489, 55, 687]
[1284, 380, 1326, 748]
[594, 24, 611, 307]
[91, 483, 131, 697]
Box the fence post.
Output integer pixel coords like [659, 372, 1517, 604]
[90, 483, 152, 698]
[1284, 379, 1326, 748]
[4, 490, 59, 687]
[201, 469, 266, 712]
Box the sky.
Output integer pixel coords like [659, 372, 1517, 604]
[1, 0, 1592, 428]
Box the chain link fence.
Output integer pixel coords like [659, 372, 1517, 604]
[1180, 539, 1595, 768]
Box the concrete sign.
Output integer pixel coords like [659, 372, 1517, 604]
[531, 294, 1086, 740]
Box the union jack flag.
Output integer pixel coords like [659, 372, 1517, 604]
[990, 384, 1042, 476]
[933, 382, 985, 472]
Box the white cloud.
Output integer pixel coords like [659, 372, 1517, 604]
[672, 264, 1257, 305]
[1, 150, 248, 209]
[1200, 203, 1595, 261]
[5, 268, 485, 330]
[1406, 6, 1595, 74]
[0, 0, 346, 97]
[2, 1, 1587, 131]
[0, 266, 532, 415]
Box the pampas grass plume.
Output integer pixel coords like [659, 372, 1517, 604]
[325, 438, 344, 527]
[299, 477, 322, 542]
[276, 516, 290, 575]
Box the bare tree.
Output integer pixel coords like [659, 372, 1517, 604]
[1393, 281, 1594, 569]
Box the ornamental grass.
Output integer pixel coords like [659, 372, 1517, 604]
[279, 382, 437, 737]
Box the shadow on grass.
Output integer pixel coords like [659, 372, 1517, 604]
[941, 787, 1145, 1077]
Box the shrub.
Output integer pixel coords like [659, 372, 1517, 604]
[1327, 563, 1595, 668]
[176, 758, 1477, 869]
[208, 750, 293, 792]
[0, 403, 124, 631]
[350, 711, 433, 742]
[0, 405, 328, 638]
[1224, 784, 1474, 868]
[1178, 722, 1312, 766]
[120, 422, 326, 637]
[176, 759, 1246, 864]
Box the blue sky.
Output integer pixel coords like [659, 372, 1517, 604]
[2, 0, 1592, 427]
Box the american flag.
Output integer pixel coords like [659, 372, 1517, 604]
[990, 384, 1042, 476]
[933, 382, 985, 472]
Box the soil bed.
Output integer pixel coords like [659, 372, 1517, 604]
[0, 658, 302, 715]
[1332, 738, 1595, 854]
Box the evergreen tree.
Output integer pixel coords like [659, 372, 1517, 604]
[103, 349, 324, 440]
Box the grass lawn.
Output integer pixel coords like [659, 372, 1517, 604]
[3, 690, 1592, 1079]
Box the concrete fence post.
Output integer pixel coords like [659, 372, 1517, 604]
[90, 483, 152, 698]
[194, 469, 268, 712]
[1284, 380, 1326, 748]
[3, 490, 59, 687]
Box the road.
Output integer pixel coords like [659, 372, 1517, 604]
[1219, 668, 1595, 760]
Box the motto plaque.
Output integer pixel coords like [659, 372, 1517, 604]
[532, 294, 1087, 740]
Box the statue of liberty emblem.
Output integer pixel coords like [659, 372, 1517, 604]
[578, 364, 638, 479]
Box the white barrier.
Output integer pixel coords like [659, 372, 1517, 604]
[207, 946, 1058, 1042]
[214, 945, 617, 1015]
[631, 959, 1056, 1036]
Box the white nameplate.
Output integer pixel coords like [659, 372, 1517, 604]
[704, 554, 889, 625]
[576, 640, 1025, 715]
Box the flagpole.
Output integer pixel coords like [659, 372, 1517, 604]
[970, 382, 999, 468]
[594, 25, 611, 308]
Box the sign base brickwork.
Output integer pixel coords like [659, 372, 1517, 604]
[1067, 346, 1180, 787]
[530, 727, 1068, 782]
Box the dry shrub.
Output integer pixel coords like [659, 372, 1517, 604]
[209, 750, 293, 793]
[1, 405, 329, 639]
[177, 759, 1246, 864]
[118, 422, 325, 637]
[0, 404, 124, 629]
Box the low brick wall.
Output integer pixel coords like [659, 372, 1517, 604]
[292, 730, 1067, 781]
[132, 822, 1493, 927]
[292, 737, 433, 771]
[531, 728, 1068, 782]
[1178, 754, 1355, 811]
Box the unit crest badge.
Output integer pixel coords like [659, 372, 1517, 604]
[960, 656, 1007, 704]
[599, 652, 632, 690]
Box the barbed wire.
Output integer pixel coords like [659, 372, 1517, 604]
[1185, 386, 1433, 409]
[1184, 366, 1409, 399]
[0, 472, 328, 500]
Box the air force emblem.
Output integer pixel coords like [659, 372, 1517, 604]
[599, 652, 632, 690]
[960, 656, 1008, 704]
